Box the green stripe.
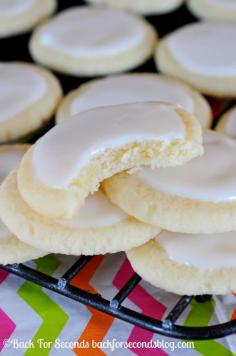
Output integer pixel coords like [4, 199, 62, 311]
[17, 255, 69, 356]
[184, 299, 232, 356]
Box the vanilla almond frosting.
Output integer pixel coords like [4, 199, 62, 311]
[157, 230, 236, 270]
[0, 63, 46, 123]
[0, 0, 37, 16]
[137, 131, 236, 202]
[58, 190, 128, 228]
[37, 6, 147, 58]
[32, 102, 186, 188]
[0, 148, 26, 240]
[167, 22, 236, 76]
[70, 75, 194, 116]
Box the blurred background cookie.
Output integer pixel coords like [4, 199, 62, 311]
[85, 0, 185, 15]
[29, 6, 157, 77]
[0, 0, 56, 61]
[187, 0, 236, 22]
[0, 62, 62, 143]
[156, 21, 236, 97]
[56, 73, 212, 128]
[215, 106, 236, 139]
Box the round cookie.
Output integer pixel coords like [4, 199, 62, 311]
[215, 106, 236, 140]
[29, 6, 157, 76]
[127, 230, 236, 295]
[156, 21, 236, 97]
[0, 0, 56, 38]
[0, 145, 46, 265]
[0, 172, 160, 255]
[103, 130, 236, 233]
[187, 0, 236, 22]
[56, 73, 212, 129]
[0, 62, 62, 143]
[17, 102, 203, 219]
[85, 0, 184, 15]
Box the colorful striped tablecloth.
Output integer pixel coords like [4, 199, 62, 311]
[0, 253, 236, 355]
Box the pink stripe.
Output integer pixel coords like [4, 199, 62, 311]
[0, 269, 16, 350]
[113, 259, 167, 356]
[0, 308, 16, 351]
[0, 269, 9, 283]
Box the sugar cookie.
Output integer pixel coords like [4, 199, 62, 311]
[0, 171, 160, 255]
[0, 145, 46, 265]
[127, 230, 236, 295]
[17, 102, 203, 219]
[187, 0, 236, 22]
[85, 0, 184, 15]
[215, 106, 236, 140]
[0, 62, 62, 143]
[103, 130, 236, 233]
[29, 6, 157, 76]
[0, 0, 56, 38]
[56, 73, 212, 129]
[156, 22, 236, 97]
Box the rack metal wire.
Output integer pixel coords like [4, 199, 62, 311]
[1, 256, 236, 341]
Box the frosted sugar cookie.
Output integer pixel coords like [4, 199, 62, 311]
[103, 130, 236, 233]
[187, 0, 236, 22]
[29, 6, 157, 76]
[17, 102, 203, 219]
[127, 230, 236, 295]
[0, 62, 62, 143]
[0, 172, 160, 255]
[156, 22, 236, 97]
[215, 106, 236, 139]
[0, 0, 56, 38]
[85, 0, 184, 15]
[56, 73, 212, 129]
[0, 145, 46, 265]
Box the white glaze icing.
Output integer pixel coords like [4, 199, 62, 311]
[0, 0, 37, 16]
[0, 63, 47, 123]
[32, 102, 186, 188]
[38, 6, 146, 58]
[58, 190, 128, 228]
[71, 74, 194, 116]
[0, 149, 25, 240]
[137, 131, 236, 202]
[223, 107, 236, 139]
[167, 22, 236, 76]
[157, 230, 236, 270]
[204, 0, 236, 9]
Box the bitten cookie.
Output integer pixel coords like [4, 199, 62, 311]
[187, 0, 236, 22]
[103, 130, 236, 233]
[29, 6, 157, 76]
[56, 73, 212, 129]
[0, 62, 62, 143]
[0, 172, 160, 255]
[127, 230, 236, 295]
[0, 0, 56, 38]
[0, 145, 46, 265]
[85, 0, 184, 15]
[156, 21, 236, 97]
[17, 102, 203, 219]
[215, 106, 236, 140]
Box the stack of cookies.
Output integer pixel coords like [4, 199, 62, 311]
[1, 0, 236, 298]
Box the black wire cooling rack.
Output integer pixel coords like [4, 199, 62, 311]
[1, 256, 236, 341]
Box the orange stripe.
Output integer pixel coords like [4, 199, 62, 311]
[71, 256, 114, 355]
